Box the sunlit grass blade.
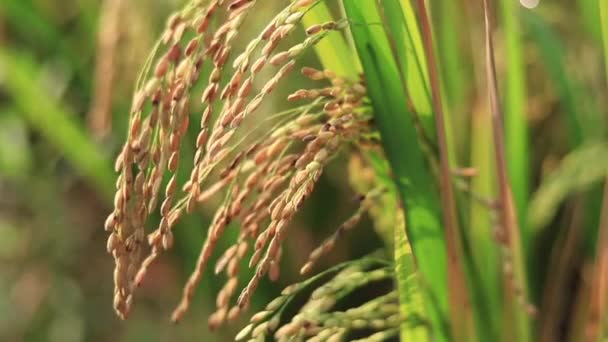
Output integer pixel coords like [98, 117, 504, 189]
[433, 0, 467, 110]
[498, 0, 530, 251]
[433, 0, 469, 162]
[482, 1, 533, 341]
[302, 6, 436, 336]
[341, 1, 449, 339]
[415, 1, 475, 340]
[380, 0, 433, 134]
[469, 103, 502, 340]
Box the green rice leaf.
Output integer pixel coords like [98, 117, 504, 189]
[342, 1, 449, 340]
[499, 0, 530, 248]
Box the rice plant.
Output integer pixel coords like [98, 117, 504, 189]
[98, 0, 608, 340]
[1, 0, 607, 341]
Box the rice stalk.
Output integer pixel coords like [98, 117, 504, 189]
[87, 0, 124, 139]
[481, 1, 534, 341]
[415, 1, 474, 340]
[342, 1, 450, 339]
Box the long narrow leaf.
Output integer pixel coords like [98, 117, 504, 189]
[482, 1, 533, 341]
[499, 0, 530, 249]
[380, 0, 433, 134]
[342, 1, 449, 340]
[415, 1, 475, 340]
[469, 103, 502, 341]
[301, 5, 437, 339]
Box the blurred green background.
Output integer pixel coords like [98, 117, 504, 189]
[0, 0, 607, 341]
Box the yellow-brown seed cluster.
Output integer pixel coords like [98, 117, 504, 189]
[174, 65, 373, 326]
[104, 0, 377, 325]
[105, 0, 257, 320]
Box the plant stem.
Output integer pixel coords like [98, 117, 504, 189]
[499, 0, 529, 248]
[415, 1, 473, 340]
[481, 0, 532, 341]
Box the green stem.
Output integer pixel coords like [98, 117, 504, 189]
[499, 0, 529, 252]
[482, 1, 533, 341]
[415, 0, 475, 341]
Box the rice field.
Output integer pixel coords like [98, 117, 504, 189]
[0, 0, 607, 341]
